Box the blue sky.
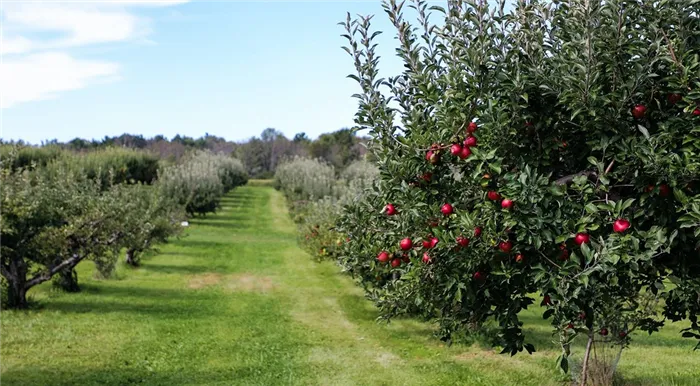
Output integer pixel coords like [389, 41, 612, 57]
[1, 1, 443, 144]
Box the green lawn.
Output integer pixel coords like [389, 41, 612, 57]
[2, 182, 698, 385]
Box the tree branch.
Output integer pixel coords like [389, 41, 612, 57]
[24, 231, 122, 289]
[555, 171, 597, 185]
[24, 254, 84, 289]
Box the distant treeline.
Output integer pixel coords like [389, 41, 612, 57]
[3, 127, 371, 178]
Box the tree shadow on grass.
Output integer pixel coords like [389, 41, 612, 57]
[192, 218, 251, 231]
[164, 240, 238, 250]
[77, 283, 211, 298]
[141, 262, 222, 275]
[36, 284, 225, 318]
[0, 364, 302, 386]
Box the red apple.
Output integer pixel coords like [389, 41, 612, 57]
[487, 191, 501, 201]
[600, 328, 609, 336]
[613, 219, 630, 233]
[426, 150, 440, 165]
[473, 271, 485, 281]
[668, 93, 682, 105]
[464, 136, 477, 147]
[574, 232, 590, 245]
[441, 203, 454, 216]
[377, 251, 390, 263]
[400, 238, 413, 251]
[619, 331, 627, 338]
[645, 184, 655, 193]
[456, 236, 470, 248]
[421, 172, 432, 182]
[501, 199, 514, 210]
[459, 146, 471, 159]
[391, 258, 401, 268]
[450, 143, 462, 156]
[499, 240, 513, 253]
[474, 227, 482, 237]
[430, 237, 439, 248]
[543, 295, 552, 306]
[525, 121, 533, 127]
[659, 184, 671, 197]
[402, 254, 410, 263]
[467, 121, 478, 133]
[422, 239, 432, 249]
[567, 323, 574, 330]
[385, 203, 397, 216]
[559, 248, 570, 261]
[632, 104, 647, 119]
[579, 312, 586, 320]
[693, 108, 700, 116]
[515, 253, 524, 263]
[422, 253, 432, 264]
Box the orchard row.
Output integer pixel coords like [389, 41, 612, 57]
[1, 146, 248, 308]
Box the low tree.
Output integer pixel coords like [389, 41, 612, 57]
[1, 166, 143, 308]
[122, 183, 186, 267]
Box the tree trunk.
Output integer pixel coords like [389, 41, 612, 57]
[3, 257, 29, 309]
[580, 329, 595, 386]
[53, 268, 80, 292]
[125, 248, 138, 266]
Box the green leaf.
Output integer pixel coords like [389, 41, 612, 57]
[585, 203, 598, 214]
[558, 355, 569, 373]
[637, 125, 650, 140]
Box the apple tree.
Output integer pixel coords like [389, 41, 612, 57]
[338, 0, 700, 383]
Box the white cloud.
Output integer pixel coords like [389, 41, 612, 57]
[0, 36, 33, 55]
[0, 1, 187, 108]
[3, 4, 143, 49]
[1, 52, 120, 108]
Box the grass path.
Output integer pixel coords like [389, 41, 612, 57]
[2, 182, 698, 385]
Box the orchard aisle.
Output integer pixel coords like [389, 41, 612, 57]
[3, 182, 695, 386]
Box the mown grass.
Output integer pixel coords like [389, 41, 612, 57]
[2, 182, 698, 385]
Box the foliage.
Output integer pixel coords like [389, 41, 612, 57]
[0, 144, 65, 172]
[158, 150, 248, 216]
[274, 156, 336, 202]
[43, 147, 160, 190]
[309, 128, 367, 170]
[340, 159, 380, 185]
[118, 182, 186, 268]
[0, 146, 193, 307]
[0, 164, 146, 308]
[337, 0, 700, 382]
[275, 156, 379, 262]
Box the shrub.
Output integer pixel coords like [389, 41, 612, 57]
[274, 156, 336, 201]
[0, 144, 65, 172]
[195, 151, 248, 192]
[79, 147, 159, 187]
[159, 150, 247, 216]
[338, 0, 700, 382]
[41, 147, 160, 190]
